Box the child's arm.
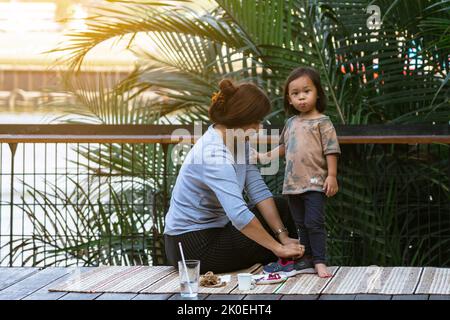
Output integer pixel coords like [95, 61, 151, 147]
[257, 144, 286, 164]
[323, 154, 339, 197]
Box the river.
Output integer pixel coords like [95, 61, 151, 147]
[0, 111, 88, 265]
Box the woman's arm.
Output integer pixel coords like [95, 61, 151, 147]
[202, 148, 303, 259]
[245, 149, 298, 247]
[256, 144, 286, 164]
[240, 217, 304, 259]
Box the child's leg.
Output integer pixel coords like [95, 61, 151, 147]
[250, 195, 298, 239]
[303, 191, 332, 277]
[287, 194, 311, 257]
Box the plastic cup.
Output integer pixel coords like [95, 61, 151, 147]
[178, 260, 200, 298]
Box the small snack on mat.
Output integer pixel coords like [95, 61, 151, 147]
[200, 271, 226, 288]
[254, 273, 287, 285]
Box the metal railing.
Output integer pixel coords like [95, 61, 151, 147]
[0, 124, 449, 267]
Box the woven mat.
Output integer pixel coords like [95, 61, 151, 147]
[141, 264, 261, 294]
[49, 266, 176, 293]
[276, 266, 338, 295]
[49, 265, 447, 295]
[416, 268, 450, 295]
[322, 266, 422, 295]
[228, 265, 312, 295]
[48, 264, 261, 294]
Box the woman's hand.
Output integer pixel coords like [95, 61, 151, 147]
[323, 175, 339, 197]
[278, 233, 300, 246]
[274, 242, 305, 260]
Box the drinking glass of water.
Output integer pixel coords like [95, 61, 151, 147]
[178, 260, 200, 298]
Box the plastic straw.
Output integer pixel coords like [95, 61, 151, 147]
[178, 242, 193, 295]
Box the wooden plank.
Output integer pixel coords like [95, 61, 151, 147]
[132, 294, 174, 300]
[0, 124, 207, 136]
[0, 135, 189, 144]
[206, 294, 245, 300]
[428, 295, 450, 300]
[244, 294, 282, 300]
[391, 295, 429, 300]
[0, 267, 39, 291]
[24, 267, 93, 300]
[0, 268, 67, 300]
[338, 136, 450, 144]
[355, 294, 392, 300]
[95, 293, 137, 300]
[415, 267, 450, 295]
[319, 295, 356, 300]
[169, 293, 208, 300]
[1, 129, 449, 145]
[280, 295, 319, 300]
[59, 292, 102, 300]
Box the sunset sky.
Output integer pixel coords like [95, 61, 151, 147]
[0, 0, 209, 67]
[0, 1, 133, 66]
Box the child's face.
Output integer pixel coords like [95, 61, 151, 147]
[287, 76, 318, 114]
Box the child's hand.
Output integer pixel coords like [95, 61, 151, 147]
[323, 176, 338, 197]
[249, 148, 271, 164]
[258, 152, 272, 165]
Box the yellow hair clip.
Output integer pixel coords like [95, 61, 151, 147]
[211, 91, 225, 104]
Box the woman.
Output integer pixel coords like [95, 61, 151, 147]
[164, 79, 304, 273]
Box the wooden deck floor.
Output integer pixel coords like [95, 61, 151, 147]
[1, 267, 449, 300]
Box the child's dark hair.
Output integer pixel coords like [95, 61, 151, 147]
[283, 67, 327, 115]
[209, 79, 271, 128]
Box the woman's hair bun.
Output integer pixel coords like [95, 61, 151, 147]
[219, 79, 238, 98]
[209, 79, 271, 127]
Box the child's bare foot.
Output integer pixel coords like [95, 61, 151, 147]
[315, 263, 333, 278]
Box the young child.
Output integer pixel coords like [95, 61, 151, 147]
[256, 67, 341, 278]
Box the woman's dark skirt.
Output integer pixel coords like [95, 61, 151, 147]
[164, 196, 297, 273]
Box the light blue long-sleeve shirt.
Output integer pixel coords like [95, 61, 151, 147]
[164, 124, 273, 235]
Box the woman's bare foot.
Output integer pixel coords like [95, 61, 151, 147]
[315, 263, 333, 278]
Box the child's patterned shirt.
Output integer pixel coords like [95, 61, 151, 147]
[279, 115, 341, 194]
